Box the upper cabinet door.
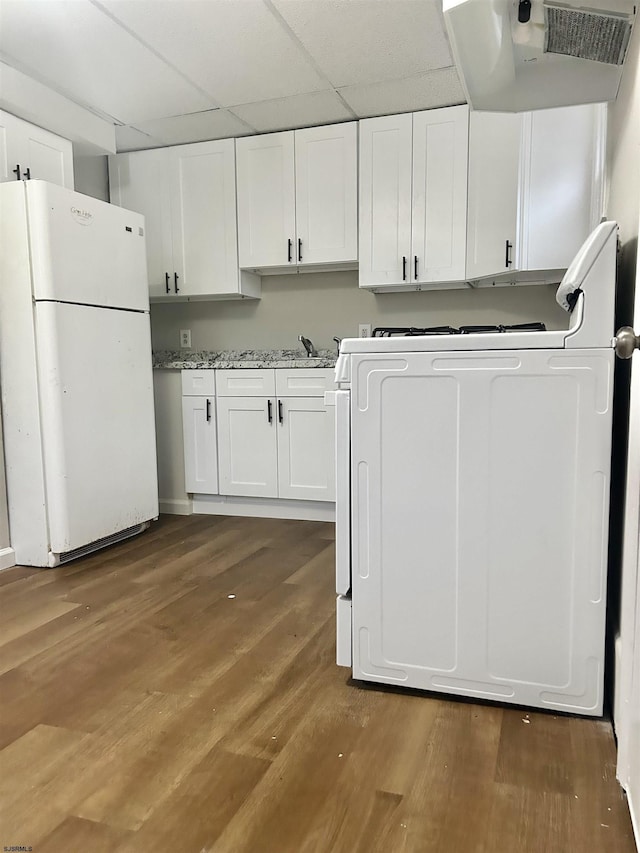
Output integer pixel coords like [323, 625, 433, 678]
[411, 105, 468, 284]
[519, 103, 606, 273]
[294, 122, 358, 266]
[466, 111, 523, 281]
[236, 131, 296, 270]
[108, 150, 173, 299]
[1, 110, 73, 189]
[359, 113, 413, 288]
[169, 139, 240, 297]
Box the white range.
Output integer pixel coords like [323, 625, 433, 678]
[0, 180, 158, 568]
[334, 221, 618, 715]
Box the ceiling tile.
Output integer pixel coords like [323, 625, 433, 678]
[99, 0, 328, 108]
[134, 110, 255, 145]
[0, 0, 213, 123]
[339, 68, 465, 118]
[272, 0, 453, 88]
[115, 125, 163, 152]
[231, 90, 353, 133]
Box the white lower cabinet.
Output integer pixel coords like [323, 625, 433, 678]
[181, 371, 218, 495]
[216, 396, 279, 498]
[277, 397, 336, 501]
[214, 368, 336, 503]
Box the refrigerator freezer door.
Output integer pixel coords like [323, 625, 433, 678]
[34, 302, 158, 556]
[26, 181, 149, 311]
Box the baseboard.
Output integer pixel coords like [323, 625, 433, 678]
[159, 498, 193, 516]
[192, 494, 335, 522]
[0, 546, 16, 571]
[613, 632, 623, 736]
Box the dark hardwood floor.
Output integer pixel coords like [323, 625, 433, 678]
[0, 514, 635, 852]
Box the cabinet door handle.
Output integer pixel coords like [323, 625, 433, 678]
[12, 164, 21, 181]
[165, 272, 170, 294]
[278, 399, 283, 424]
[174, 272, 179, 293]
[206, 399, 211, 422]
[288, 239, 293, 263]
[298, 238, 302, 263]
[267, 399, 273, 423]
[24, 167, 31, 180]
[402, 256, 407, 281]
[505, 240, 513, 268]
[414, 256, 418, 280]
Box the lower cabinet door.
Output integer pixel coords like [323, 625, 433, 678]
[182, 396, 218, 494]
[277, 397, 336, 501]
[217, 397, 278, 497]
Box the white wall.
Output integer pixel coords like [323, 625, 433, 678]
[151, 275, 568, 353]
[73, 154, 109, 202]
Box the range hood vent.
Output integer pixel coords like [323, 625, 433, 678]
[544, 3, 633, 65]
[443, 0, 636, 112]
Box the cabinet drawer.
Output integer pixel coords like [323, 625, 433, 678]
[181, 370, 216, 396]
[216, 368, 275, 397]
[275, 368, 337, 397]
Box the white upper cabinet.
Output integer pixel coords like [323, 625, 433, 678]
[109, 149, 173, 299]
[236, 122, 358, 273]
[359, 106, 469, 290]
[0, 110, 73, 189]
[466, 111, 523, 281]
[467, 103, 606, 283]
[109, 139, 260, 302]
[236, 131, 296, 270]
[294, 123, 358, 267]
[359, 113, 413, 288]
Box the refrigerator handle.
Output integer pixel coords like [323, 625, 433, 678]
[174, 272, 179, 294]
[165, 272, 170, 294]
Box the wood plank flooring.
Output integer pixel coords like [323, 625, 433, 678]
[0, 514, 635, 852]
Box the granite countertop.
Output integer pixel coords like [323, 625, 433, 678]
[153, 349, 338, 369]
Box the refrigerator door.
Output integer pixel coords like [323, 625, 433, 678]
[34, 301, 158, 556]
[26, 181, 149, 311]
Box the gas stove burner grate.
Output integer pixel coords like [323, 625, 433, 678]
[372, 322, 546, 338]
[372, 326, 459, 337]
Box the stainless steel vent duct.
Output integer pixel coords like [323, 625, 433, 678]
[544, 3, 633, 64]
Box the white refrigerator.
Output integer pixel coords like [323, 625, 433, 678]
[0, 180, 158, 567]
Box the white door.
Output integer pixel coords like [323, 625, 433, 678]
[466, 111, 523, 280]
[27, 181, 149, 312]
[236, 131, 296, 269]
[34, 302, 158, 556]
[182, 396, 218, 494]
[359, 113, 413, 287]
[277, 397, 336, 501]
[170, 139, 240, 297]
[1, 110, 73, 188]
[520, 103, 606, 272]
[108, 149, 173, 298]
[411, 105, 468, 284]
[216, 397, 278, 498]
[616, 233, 640, 839]
[350, 349, 613, 714]
[294, 122, 358, 266]
[22, 123, 73, 188]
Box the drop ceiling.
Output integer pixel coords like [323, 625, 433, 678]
[0, 0, 465, 151]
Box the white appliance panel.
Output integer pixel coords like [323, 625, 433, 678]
[27, 181, 149, 311]
[350, 349, 613, 714]
[34, 302, 158, 556]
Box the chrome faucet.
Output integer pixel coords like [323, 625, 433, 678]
[333, 336, 342, 355]
[298, 335, 317, 357]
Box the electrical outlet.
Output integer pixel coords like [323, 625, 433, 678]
[358, 323, 372, 338]
[180, 329, 192, 348]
